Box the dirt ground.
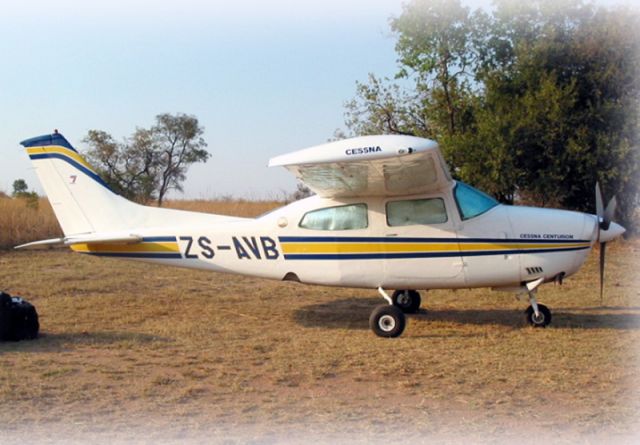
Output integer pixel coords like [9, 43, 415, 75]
[0, 240, 638, 444]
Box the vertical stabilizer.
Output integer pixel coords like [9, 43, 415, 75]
[21, 132, 137, 235]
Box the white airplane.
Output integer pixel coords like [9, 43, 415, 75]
[17, 131, 625, 337]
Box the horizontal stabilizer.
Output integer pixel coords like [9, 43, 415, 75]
[15, 233, 142, 250]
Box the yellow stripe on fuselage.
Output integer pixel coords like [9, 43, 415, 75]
[280, 242, 590, 254]
[27, 146, 96, 172]
[71, 242, 179, 254]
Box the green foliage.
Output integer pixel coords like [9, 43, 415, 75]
[344, 0, 481, 140]
[344, 74, 430, 137]
[12, 179, 28, 196]
[83, 130, 158, 202]
[392, 0, 482, 137]
[11, 179, 39, 209]
[153, 113, 210, 206]
[84, 113, 210, 206]
[477, 0, 640, 223]
[343, 0, 640, 234]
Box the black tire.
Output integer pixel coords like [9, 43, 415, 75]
[392, 290, 421, 313]
[369, 305, 406, 338]
[525, 304, 551, 328]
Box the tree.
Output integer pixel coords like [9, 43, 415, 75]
[344, 74, 428, 138]
[343, 0, 481, 141]
[153, 113, 210, 206]
[12, 179, 28, 197]
[391, 0, 482, 138]
[475, 0, 640, 223]
[83, 129, 159, 202]
[342, 0, 640, 233]
[11, 179, 39, 208]
[84, 113, 210, 206]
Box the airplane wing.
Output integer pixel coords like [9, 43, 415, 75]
[268, 135, 453, 198]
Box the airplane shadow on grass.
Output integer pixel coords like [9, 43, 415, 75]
[0, 331, 171, 353]
[293, 298, 640, 331]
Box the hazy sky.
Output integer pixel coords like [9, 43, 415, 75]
[0, 0, 632, 199]
[0, 0, 410, 199]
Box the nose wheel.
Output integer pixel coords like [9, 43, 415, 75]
[521, 278, 552, 328]
[525, 303, 551, 327]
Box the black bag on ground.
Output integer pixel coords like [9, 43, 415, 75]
[0, 291, 39, 341]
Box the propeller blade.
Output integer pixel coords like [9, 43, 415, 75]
[594, 182, 620, 306]
[595, 182, 604, 223]
[603, 196, 617, 230]
[599, 241, 606, 306]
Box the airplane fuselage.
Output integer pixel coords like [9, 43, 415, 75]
[71, 182, 598, 291]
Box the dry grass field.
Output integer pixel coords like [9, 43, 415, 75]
[0, 199, 638, 444]
[0, 247, 637, 444]
[0, 198, 62, 249]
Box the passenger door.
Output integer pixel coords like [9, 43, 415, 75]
[381, 194, 465, 289]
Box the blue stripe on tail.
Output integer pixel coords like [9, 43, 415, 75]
[20, 132, 77, 153]
[28, 152, 112, 190]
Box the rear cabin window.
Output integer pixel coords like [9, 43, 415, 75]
[299, 204, 368, 231]
[386, 198, 448, 226]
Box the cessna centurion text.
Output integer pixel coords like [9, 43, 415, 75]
[18, 132, 625, 337]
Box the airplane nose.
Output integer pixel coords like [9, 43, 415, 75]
[599, 221, 626, 243]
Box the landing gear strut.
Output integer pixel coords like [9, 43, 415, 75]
[522, 278, 552, 328]
[370, 287, 406, 338]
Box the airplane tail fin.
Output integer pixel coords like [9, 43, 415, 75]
[22, 131, 243, 239]
[22, 132, 151, 236]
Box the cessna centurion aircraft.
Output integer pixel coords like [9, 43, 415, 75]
[18, 132, 625, 337]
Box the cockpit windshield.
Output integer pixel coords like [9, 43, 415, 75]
[454, 182, 499, 220]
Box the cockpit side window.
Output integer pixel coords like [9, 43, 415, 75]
[299, 203, 368, 230]
[386, 198, 447, 226]
[454, 182, 499, 220]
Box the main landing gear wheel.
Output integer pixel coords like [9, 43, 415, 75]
[392, 290, 421, 313]
[369, 305, 406, 338]
[525, 304, 552, 328]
